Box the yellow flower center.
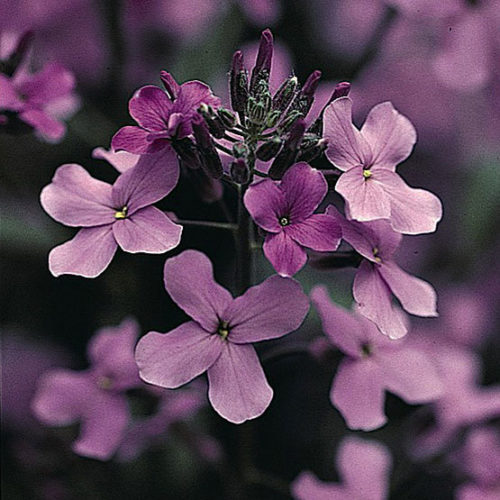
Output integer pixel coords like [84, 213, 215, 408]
[114, 205, 128, 219]
[217, 321, 230, 340]
[97, 376, 113, 390]
[363, 169, 372, 179]
[279, 216, 290, 226]
[372, 247, 382, 263]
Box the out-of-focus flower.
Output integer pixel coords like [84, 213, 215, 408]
[135, 250, 309, 424]
[410, 344, 500, 459]
[311, 285, 443, 430]
[117, 382, 209, 461]
[0, 61, 78, 142]
[40, 152, 182, 278]
[323, 97, 442, 235]
[112, 76, 221, 155]
[32, 319, 142, 460]
[292, 436, 392, 500]
[454, 426, 500, 500]
[244, 162, 341, 276]
[328, 206, 437, 339]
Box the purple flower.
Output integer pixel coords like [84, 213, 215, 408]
[311, 286, 443, 430]
[111, 75, 221, 155]
[328, 205, 437, 339]
[455, 426, 500, 500]
[292, 436, 392, 500]
[32, 319, 142, 460]
[117, 382, 209, 461]
[244, 162, 341, 277]
[323, 97, 442, 234]
[92, 146, 140, 173]
[135, 250, 310, 424]
[409, 342, 500, 460]
[0, 61, 78, 142]
[40, 151, 182, 278]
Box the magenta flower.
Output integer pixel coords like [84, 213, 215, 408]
[244, 162, 341, 277]
[111, 74, 221, 155]
[323, 97, 442, 234]
[135, 250, 310, 424]
[311, 286, 443, 430]
[92, 146, 140, 173]
[328, 205, 437, 338]
[32, 319, 142, 460]
[292, 437, 392, 500]
[41, 152, 182, 278]
[0, 61, 78, 142]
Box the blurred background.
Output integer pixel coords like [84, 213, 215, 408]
[1, 1, 499, 499]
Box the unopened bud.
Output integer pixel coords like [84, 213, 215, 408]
[192, 114, 223, 179]
[265, 110, 281, 129]
[250, 29, 273, 91]
[217, 108, 238, 129]
[278, 109, 303, 133]
[230, 51, 248, 114]
[295, 70, 321, 115]
[198, 104, 225, 139]
[273, 76, 298, 112]
[232, 142, 249, 158]
[268, 119, 306, 179]
[327, 81, 351, 105]
[172, 137, 202, 169]
[256, 136, 282, 161]
[230, 158, 250, 184]
[247, 97, 267, 125]
[298, 138, 328, 162]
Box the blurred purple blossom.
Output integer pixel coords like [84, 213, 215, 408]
[292, 436, 392, 500]
[136, 250, 310, 423]
[32, 319, 143, 460]
[40, 152, 182, 278]
[311, 286, 443, 430]
[244, 162, 341, 276]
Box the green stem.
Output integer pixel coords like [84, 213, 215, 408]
[176, 219, 238, 231]
[235, 184, 252, 295]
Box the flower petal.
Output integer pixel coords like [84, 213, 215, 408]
[207, 343, 273, 424]
[280, 163, 328, 221]
[164, 250, 233, 331]
[135, 322, 223, 388]
[128, 85, 173, 131]
[379, 261, 438, 317]
[111, 126, 154, 154]
[19, 108, 65, 141]
[174, 81, 221, 117]
[292, 472, 346, 500]
[49, 226, 117, 278]
[285, 213, 341, 251]
[375, 169, 443, 235]
[323, 97, 373, 171]
[311, 285, 364, 357]
[243, 179, 286, 233]
[40, 164, 115, 227]
[331, 358, 387, 431]
[377, 348, 444, 403]
[113, 206, 182, 254]
[73, 391, 129, 460]
[360, 101, 417, 170]
[263, 231, 308, 277]
[0, 74, 23, 110]
[337, 437, 392, 499]
[32, 369, 95, 425]
[336, 166, 391, 222]
[353, 261, 409, 339]
[224, 275, 309, 343]
[112, 147, 179, 215]
[92, 147, 139, 173]
[87, 318, 141, 391]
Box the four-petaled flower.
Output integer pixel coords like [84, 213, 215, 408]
[292, 437, 392, 500]
[323, 97, 442, 234]
[328, 205, 438, 339]
[32, 319, 142, 460]
[244, 162, 341, 277]
[135, 250, 310, 424]
[312, 285, 443, 431]
[0, 62, 79, 142]
[111, 74, 220, 155]
[41, 152, 182, 278]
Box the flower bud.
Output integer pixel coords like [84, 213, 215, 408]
[217, 108, 238, 129]
[256, 136, 282, 161]
[232, 142, 249, 158]
[268, 119, 306, 179]
[278, 109, 304, 133]
[230, 51, 248, 114]
[192, 114, 223, 179]
[172, 137, 202, 169]
[247, 97, 267, 125]
[198, 104, 225, 139]
[230, 158, 250, 184]
[294, 70, 321, 115]
[298, 137, 328, 163]
[160, 71, 180, 100]
[250, 29, 273, 91]
[272, 76, 298, 112]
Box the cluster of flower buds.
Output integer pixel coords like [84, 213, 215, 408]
[189, 29, 344, 184]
